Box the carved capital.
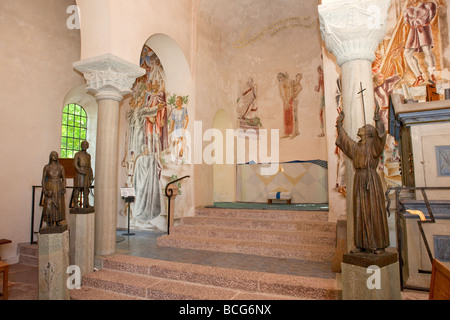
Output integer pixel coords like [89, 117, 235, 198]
[74, 53, 145, 102]
[319, 0, 391, 66]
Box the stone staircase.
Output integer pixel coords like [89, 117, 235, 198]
[157, 208, 337, 262]
[70, 254, 337, 300]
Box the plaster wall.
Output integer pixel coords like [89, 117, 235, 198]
[0, 0, 83, 262]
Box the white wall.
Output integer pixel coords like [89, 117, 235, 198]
[0, 0, 84, 262]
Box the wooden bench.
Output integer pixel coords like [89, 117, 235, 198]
[0, 260, 9, 300]
[429, 259, 450, 300]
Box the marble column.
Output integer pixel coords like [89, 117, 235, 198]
[74, 54, 145, 257]
[319, 0, 391, 250]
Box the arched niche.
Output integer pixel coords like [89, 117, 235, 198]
[144, 34, 192, 96]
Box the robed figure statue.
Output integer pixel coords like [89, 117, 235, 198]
[72, 141, 94, 212]
[336, 104, 389, 255]
[41, 151, 67, 229]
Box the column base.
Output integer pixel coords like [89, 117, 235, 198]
[69, 212, 95, 276]
[341, 251, 401, 300]
[38, 230, 70, 300]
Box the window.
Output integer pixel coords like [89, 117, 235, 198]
[61, 103, 88, 158]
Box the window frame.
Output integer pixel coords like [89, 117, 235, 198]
[61, 103, 88, 159]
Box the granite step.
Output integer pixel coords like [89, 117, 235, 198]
[72, 254, 337, 300]
[169, 225, 336, 246]
[157, 234, 335, 262]
[180, 216, 336, 233]
[195, 208, 329, 222]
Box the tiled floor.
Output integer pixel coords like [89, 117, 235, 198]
[4, 229, 336, 300]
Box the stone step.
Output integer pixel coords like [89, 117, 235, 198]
[195, 207, 329, 222]
[73, 255, 336, 300]
[18, 243, 38, 267]
[157, 234, 335, 262]
[170, 225, 336, 246]
[180, 216, 336, 233]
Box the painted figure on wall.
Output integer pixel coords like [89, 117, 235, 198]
[145, 81, 168, 155]
[370, 0, 446, 189]
[132, 145, 161, 226]
[41, 151, 66, 228]
[315, 65, 325, 138]
[277, 72, 303, 139]
[237, 78, 262, 133]
[336, 104, 390, 254]
[169, 95, 189, 164]
[404, 0, 438, 86]
[123, 45, 169, 228]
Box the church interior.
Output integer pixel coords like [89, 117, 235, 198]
[0, 0, 449, 301]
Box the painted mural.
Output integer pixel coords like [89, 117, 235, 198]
[122, 45, 190, 229]
[371, 0, 448, 188]
[277, 72, 303, 139]
[236, 77, 261, 136]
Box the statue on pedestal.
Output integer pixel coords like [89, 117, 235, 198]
[336, 103, 390, 255]
[71, 141, 94, 213]
[41, 151, 67, 231]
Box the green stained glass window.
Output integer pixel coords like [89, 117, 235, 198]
[61, 104, 88, 158]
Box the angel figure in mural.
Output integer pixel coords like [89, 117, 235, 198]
[41, 151, 66, 229]
[169, 95, 189, 164]
[132, 144, 161, 227]
[277, 72, 302, 139]
[336, 103, 389, 254]
[315, 65, 325, 138]
[403, 0, 439, 86]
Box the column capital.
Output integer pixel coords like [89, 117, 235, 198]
[319, 0, 391, 66]
[74, 53, 145, 102]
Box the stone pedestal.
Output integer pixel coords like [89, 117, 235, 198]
[69, 212, 95, 276]
[38, 228, 70, 300]
[341, 251, 401, 300]
[74, 54, 145, 257]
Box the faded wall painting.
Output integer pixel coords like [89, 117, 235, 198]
[237, 77, 261, 136]
[277, 72, 303, 139]
[372, 0, 448, 188]
[122, 45, 190, 230]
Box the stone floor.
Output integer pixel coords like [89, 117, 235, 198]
[115, 229, 336, 279]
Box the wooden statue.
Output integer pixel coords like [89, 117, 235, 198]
[41, 151, 66, 228]
[336, 103, 390, 255]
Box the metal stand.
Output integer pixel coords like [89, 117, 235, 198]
[122, 196, 135, 236]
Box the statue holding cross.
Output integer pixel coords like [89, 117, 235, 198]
[335, 83, 390, 254]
